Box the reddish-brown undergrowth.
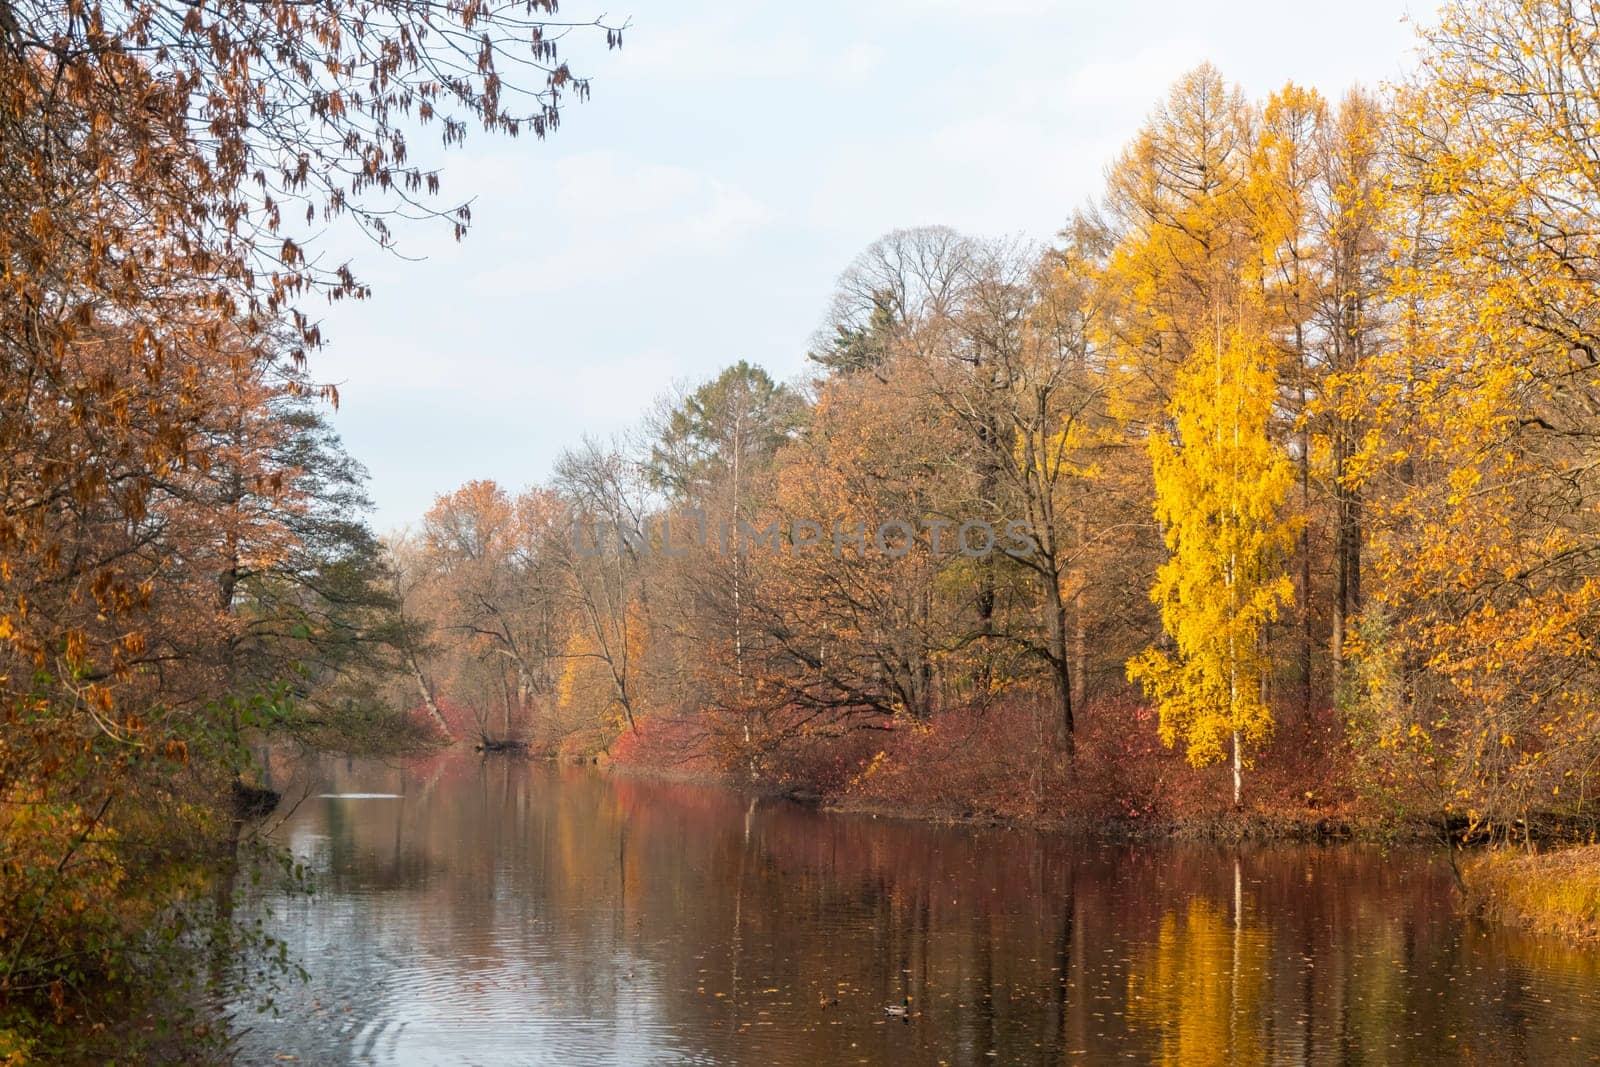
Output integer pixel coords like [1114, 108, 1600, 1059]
[603, 714, 726, 781]
[608, 696, 1364, 837]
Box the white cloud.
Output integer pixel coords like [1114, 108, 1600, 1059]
[882, 0, 1081, 14]
[832, 43, 885, 85]
[610, 14, 884, 89]
[450, 151, 770, 294]
[612, 17, 815, 82]
[561, 348, 681, 422]
[1063, 42, 1210, 110]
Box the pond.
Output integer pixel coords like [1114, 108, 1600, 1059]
[233, 752, 1600, 1065]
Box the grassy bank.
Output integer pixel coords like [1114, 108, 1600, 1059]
[1463, 846, 1600, 943]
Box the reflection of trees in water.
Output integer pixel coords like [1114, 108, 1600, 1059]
[1127, 864, 1269, 1066]
[241, 755, 694, 1064]
[238, 754, 1600, 1065]
[1125, 851, 1600, 1066]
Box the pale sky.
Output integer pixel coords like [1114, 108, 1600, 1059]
[309, 0, 1422, 531]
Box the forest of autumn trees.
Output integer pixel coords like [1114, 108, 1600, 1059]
[6, 0, 1600, 1055]
[402, 2, 1600, 846]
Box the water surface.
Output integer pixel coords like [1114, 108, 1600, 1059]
[235, 752, 1600, 1065]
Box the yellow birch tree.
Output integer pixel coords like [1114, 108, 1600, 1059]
[1129, 329, 1298, 805]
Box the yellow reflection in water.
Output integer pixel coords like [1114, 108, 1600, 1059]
[1128, 864, 1268, 1067]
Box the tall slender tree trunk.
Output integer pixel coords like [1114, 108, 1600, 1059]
[1226, 322, 1243, 810]
[1349, 492, 1362, 612]
[732, 408, 744, 696]
[1331, 435, 1365, 692]
[1044, 565, 1075, 755]
[1232, 729, 1242, 807]
[1332, 250, 1367, 696]
[1332, 433, 1349, 692]
[1297, 332, 1313, 721]
[1230, 587, 1242, 809]
[1299, 439, 1312, 718]
[972, 367, 1000, 692]
[1071, 510, 1088, 716]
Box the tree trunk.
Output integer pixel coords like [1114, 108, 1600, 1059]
[1348, 490, 1362, 614]
[1045, 571, 1075, 755]
[1298, 348, 1313, 722]
[1071, 510, 1087, 716]
[1232, 728, 1242, 808]
[1331, 427, 1364, 695]
[410, 655, 450, 736]
[1332, 434, 1348, 693]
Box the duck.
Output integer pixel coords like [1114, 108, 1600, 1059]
[818, 995, 839, 1010]
[883, 996, 912, 1019]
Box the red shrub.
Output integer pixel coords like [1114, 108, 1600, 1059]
[606, 715, 723, 780]
[584, 692, 1361, 835]
[831, 696, 1360, 834]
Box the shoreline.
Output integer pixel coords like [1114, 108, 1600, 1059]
[592, 750, 1400, 845]
[1461, 845, 1600, 944]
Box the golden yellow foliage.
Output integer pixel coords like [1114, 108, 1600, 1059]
[1129, 329, 1298, 801]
